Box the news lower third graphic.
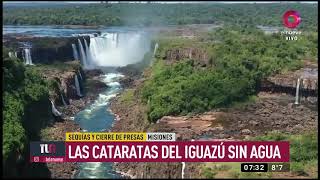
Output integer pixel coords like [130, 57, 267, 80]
[30, 132, 290, 163]
[30, 141, 66, 163]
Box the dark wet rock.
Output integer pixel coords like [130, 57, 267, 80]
[3, 35, 91, 64]
[84, 69, 103, 77]
[41, 68, 108, 178]
[41, 66, 82, 105]
[119, 76, 135, 88]
[260, 62, 318, 100]
[117, 65, 143, 78]
[42, 66, 106, 108]
[116, 63, 146, 88]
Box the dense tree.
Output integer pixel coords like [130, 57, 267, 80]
[2, 47, 51, 176]
[142, 26, 317, 122]
[3, 3, 318, 30]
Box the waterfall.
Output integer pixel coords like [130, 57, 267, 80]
[50, 100, 62, 117]
[22, 48, 33, 65]
[60, 93, 68, 106]
[75, 32, 150, 67]
[294, 78, 301, 105]
[181, 162, 186, 179]
[153, 43, 159, 57]
[8, 52, 13, 58]
[72, 43, 79, 61]
[78, 39, 87, 68]
[89, 36, 108, 61]
[15, 52, 17, 58]
[110, 33, 118, 49]
[116, 33, 119, 48]
[78, 70, 83, 80]
[87, 32, 150, 67]
[9, 51, 17, 58]
[75, 74, 83, 97]
[84, 38, 93, 68]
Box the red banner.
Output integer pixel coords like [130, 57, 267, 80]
[65, 141, 290, 162]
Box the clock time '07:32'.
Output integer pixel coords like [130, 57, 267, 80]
[241, 163, 290, 172]
[241, 163, 268, 172]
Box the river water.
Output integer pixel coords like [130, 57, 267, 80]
[74, 72, 124, 179]
[3, 25, 142, 179]
[3, 25, 149, 37]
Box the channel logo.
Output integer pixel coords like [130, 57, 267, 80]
[30, 141, 66, 162]
[40, 143, 56, 154]
[282, 10, 301, 29]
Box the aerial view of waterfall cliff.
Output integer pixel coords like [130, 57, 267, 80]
[2, 1, 318, 179]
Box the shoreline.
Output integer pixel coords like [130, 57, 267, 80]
[108, 111, 135, 179]
[108, 74, 140, 179]
[41, 69, 108, 179]
[53, 71, 132, 179]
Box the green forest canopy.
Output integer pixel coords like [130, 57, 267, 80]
[3, 3, 318, 30]
[3, 47, 50, 163]
[141, 26, 318, 122]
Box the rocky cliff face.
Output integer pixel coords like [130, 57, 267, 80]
[3, 35, 90, 64]
[260, 66, 318, 98]
[59, 72, 79, 101]
[39, 67, 107, 179]
[165, 48, 210, 66]
[38, 62, 84, 106]
[110, 84, 203, 179]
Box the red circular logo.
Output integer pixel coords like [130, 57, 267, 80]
[283, 10, 301, 29]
